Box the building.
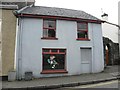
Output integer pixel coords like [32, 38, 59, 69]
[0, 11, 1, 77]
[101, 13, 119, 65]
[15, 6, 104, 79]
[0, 0, 35, 80]
[118, 1, 120, 58]
[101, 13, 118, 43]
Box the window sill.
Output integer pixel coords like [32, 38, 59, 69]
[41, 70, 68, 74]
[41, 37, 58, 40]
[76, 38, 90, 41]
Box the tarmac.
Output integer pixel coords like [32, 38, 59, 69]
[1, 65, 119, 90]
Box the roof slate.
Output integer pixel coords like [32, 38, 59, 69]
[19, 6, 101, 21]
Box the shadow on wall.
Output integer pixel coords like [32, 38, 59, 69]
[103, 37, 119, 65]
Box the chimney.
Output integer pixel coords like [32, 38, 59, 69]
[101, 13, 108, 21]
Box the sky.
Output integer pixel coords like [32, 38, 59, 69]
[35, 0, 119, 24]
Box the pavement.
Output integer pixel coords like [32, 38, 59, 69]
[1, 65, 119, 90]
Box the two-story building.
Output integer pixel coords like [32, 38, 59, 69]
[14, 6, 104, 79]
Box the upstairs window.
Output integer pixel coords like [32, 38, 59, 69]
[42, 19, 57, 40]
[77, 22, 89, 40]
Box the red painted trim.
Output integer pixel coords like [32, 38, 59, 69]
[76, 38, 90, 41]
[42, 19, 56, 38]
[17, 14, 103, 23]
[43, 27, 56, 30]
[77, 22, 89, 40]
[42, 48, 66, 51]
[41, 37, 58, 40]
[41, 70, 68, 74]
[42, 48, 67, 74]
[42, 52, 65, 54]
[42, 49, 66, 54]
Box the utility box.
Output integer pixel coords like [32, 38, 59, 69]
[8, 70, 16, 81]
[24, 71, 33, 81]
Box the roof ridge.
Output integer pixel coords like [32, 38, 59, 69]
[34, 5, 84, 12]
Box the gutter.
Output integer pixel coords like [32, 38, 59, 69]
[13, 4, 34, 16]
[0, 5, 18, 10]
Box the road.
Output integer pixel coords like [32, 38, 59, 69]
[50, 80, 119, 90]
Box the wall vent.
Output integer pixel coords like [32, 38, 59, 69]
[24, 71, 33, 81]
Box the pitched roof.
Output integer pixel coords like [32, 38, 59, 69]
[0, 0, 35, 9]
[17, 6, 101, 21]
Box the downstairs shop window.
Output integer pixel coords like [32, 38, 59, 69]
[41, 49, 67, 74]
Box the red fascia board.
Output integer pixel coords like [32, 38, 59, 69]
[17, 14, 103, 23]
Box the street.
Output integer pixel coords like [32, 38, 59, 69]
[50, 80, 119, 90]
[2, 65, 119, 90]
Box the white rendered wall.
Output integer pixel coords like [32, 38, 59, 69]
[16, 18, 104, 78]
[92, 23, 104, 73]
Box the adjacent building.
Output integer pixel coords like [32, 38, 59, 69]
[0, 0, 35, 80]
[101, 13, 119, 65]
[15, 6, 104, 79]
[119, 1, 120, 58]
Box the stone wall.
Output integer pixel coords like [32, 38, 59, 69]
[103, 37, 119, 65]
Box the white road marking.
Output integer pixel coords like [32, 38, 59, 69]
[78, 80, 119, 88]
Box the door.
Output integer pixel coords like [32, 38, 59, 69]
[81, 48, 92, 73]
[106, 49, 109, 65]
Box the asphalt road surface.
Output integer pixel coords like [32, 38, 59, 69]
[50, 80, 119, 90]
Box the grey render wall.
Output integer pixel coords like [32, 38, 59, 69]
[16, 18, 104, 78]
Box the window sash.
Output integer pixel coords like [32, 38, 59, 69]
[77, 22, 88, 30]
[43, 20, 56, 29]
[43, 29, 56, 38]
[77, 30, 88, 38]
[43, 19, 56, 38]
[77, 22, 88, 39]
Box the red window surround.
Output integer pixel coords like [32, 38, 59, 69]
[41, 19, 58, 40]
[77, 22, 90, 41]
[41, 70, 68, 74]
[41, 48, 68, 74]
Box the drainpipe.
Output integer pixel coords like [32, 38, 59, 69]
[13, 3, 34, 80]
[13, 5, 19, 71]
[14, 18, 18, 70]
